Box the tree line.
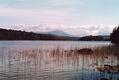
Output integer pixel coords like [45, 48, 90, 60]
[110, 26, 119, 44]
[0, 28, 80, 40]
[0, 26, 119, 43]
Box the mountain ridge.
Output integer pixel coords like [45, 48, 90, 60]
[0, 28, 79, 40]
[41, 30, 74, 37]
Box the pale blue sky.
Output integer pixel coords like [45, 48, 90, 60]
[0, 0, 118, 36]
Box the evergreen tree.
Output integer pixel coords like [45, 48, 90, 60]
[110, 26, 119, 44]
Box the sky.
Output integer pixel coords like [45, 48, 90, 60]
[0, 0, 119, 36]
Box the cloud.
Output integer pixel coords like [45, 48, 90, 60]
[0, 6, 71, 25]
[3, 24, 115, 36]
[0, 0, 118, 36]
[0, 0, 80, 9]
[0, 0, 118, 26]
[0, 6, 67, 17]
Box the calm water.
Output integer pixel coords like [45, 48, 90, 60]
[0, 41, 119, 80]
[0, 41, 110, 49]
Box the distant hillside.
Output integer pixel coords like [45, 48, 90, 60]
[0, 28, 111, 41]
[0, 28, 79, 40]
[79, 35, 110, 41]
[45, 30, 73, 37]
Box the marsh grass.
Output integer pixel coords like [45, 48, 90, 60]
[0, 45, 119, 80]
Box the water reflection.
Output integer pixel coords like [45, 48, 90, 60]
[0, 45, 119, 80]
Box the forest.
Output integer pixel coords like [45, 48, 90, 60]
[0, 28, 79, 40]
[1, 27, 119, 42]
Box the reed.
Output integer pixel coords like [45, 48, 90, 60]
[0, 45, 119, 80]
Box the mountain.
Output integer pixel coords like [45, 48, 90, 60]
[43, 30, 73, 37]
[0, 28, 79, 40]
[0, 28, 110, 41]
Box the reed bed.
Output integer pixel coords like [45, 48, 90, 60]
[0, 45, 119, 80]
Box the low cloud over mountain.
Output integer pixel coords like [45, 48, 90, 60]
[2, 24, 115, 37]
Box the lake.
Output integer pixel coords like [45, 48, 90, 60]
[0, 41, 110, 49]
[0, 41, 119, 80]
